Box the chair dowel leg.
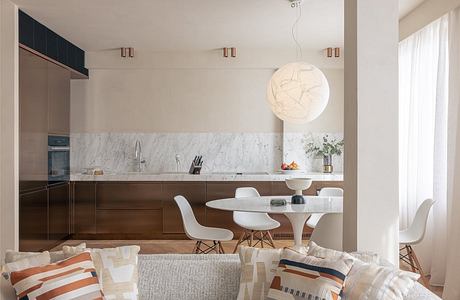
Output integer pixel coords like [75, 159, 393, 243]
[408, 246, 429, 287]
[218, 241, 225, 254]
[250, 231, 254, 247]
[267, 231, 276, 248]
[233, 231, 246, 253]
[261, 231, 264, 248]
[406, 245, 416, 272]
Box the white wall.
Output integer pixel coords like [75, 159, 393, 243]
[400, 0, 460, 40]
[344, 0, 400, 264]
[0, 0, 19, 299]
[71, 49, 344, 134]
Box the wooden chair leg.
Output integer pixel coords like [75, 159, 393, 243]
[266, 231, 276, 248]
[233, 231, 247, 253]
[194, 241, 201, 254]
[218, 241, 225, 254]
[260, 231, 264, 248]
[408, 245, 429, 287]
[249, 231, 254, 247]
[405, 245, 416, 272]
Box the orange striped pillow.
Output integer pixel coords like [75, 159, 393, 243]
[8, 252, 104, 300]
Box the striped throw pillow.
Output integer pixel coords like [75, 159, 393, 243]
[267, 247, 354, 300]
[8, 252, 104, 300]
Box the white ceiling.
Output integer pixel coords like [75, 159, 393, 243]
[12, 0, 425, 52]
[399, 0, 426, 19]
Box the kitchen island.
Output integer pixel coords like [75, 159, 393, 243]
[70, 172, 343, 241]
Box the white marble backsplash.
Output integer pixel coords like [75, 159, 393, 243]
[70, 132, 343, 174]
[70, 133, 283, 174]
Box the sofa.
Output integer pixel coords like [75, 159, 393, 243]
[137, 254, 441, 300]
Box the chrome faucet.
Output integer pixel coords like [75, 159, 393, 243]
[134, 140, 146, 172]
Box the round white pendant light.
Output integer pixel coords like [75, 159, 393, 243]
[267, 62, 330, 124]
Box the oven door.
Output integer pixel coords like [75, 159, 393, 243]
[48, 136, 70, 183]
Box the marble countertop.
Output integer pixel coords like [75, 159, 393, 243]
[70, 172, 343, 182]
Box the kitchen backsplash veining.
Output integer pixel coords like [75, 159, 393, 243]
[70, 132, 343, 174]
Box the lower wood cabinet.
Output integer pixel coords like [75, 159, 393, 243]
[49, 183, 70, 243]
[20, 188, 49, 251]
[71, 180, 344, 240]
[73, 182, 96, 234]
[20, 183, 71, 251]
[96, 210, 162, 237]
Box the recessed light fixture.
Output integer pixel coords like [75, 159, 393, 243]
[120, 47, 134, 58]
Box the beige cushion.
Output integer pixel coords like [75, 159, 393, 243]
[63, 244, 140, 299]
[2, 251, 51, 276]
[4, 243, 86, 264]
[307, 242, 420, 300]
[237, 246, 282, 300]
[267, 247, 354, 300]
[307, 241, 380, 264]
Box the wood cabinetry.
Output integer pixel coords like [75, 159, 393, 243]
[73, 182, 96, 234]
[20, 183, 71, 252]
[19, 189, 49, 251]
[19, 48, 49, 193]
[49, 183, 70, 242]
[71, 180, 343, 241]
[47, 62, 70, 135]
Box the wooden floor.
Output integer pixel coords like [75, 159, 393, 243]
[54, 239, 443, 297]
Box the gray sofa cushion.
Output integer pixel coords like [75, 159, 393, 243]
[138, 254, 440, 300]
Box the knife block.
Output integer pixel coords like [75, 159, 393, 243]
[188, 162, 202, 174]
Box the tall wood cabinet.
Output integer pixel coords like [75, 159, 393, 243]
[19, 48, 72, 251]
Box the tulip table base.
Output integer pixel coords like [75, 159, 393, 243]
[284, 213, 311, 249]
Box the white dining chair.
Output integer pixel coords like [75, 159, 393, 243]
[399, 198, 435, 287]
[306, 187, 343, 229]
[174, 195, 233, 254]
[309, 213, 343, 251]
[232, 187, 281, 253]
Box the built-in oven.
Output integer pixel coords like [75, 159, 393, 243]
[48, 135, 70, 184]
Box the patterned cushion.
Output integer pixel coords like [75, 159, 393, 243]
[7, 252, 103, 300]
[237, 246, 282, 300]
[306, 242, 420, 300]
[63, 245, 140, 300]
[267, 247, 354, 300]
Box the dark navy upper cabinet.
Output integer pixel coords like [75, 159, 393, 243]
[19, 10, 34, 48]
[57, 38, 68, 66]
[46, 29, 59, 61]
[19, 10, 88, 78]
[33, 21, 47, 55]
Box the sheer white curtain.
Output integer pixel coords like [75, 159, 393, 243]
[444, 7, 460, 300]
[399, 7, 460, 299]
[399, 15, 448, 281]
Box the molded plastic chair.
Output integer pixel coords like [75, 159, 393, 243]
[232, 187, 280, 253]
[306, 187, 343, 229]
[174, 195, 233, 254]
[309, 213, 343, 251]
[399, 198, 435, 287]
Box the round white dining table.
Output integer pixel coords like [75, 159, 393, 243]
[206, 195, 343, 248]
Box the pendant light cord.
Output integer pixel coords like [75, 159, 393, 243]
[291, 1, 303, 60]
